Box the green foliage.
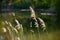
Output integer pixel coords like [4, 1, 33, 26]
[55, 0, 60, 27]
[1, 0, 52, 9]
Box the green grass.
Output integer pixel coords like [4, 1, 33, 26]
[0, 12, 59, 40]
[22, 30, 60, 40]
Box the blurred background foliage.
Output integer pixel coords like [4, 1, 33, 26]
[0, 0, 57, 9]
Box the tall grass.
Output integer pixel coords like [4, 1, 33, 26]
[23, 30, 60, 40]
[0, 12, 60, 40]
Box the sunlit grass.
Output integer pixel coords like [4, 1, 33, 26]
[0, 12, 59, 40]
[22, 30, 60, 40]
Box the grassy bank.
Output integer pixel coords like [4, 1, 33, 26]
[0, 12, 59, 40]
